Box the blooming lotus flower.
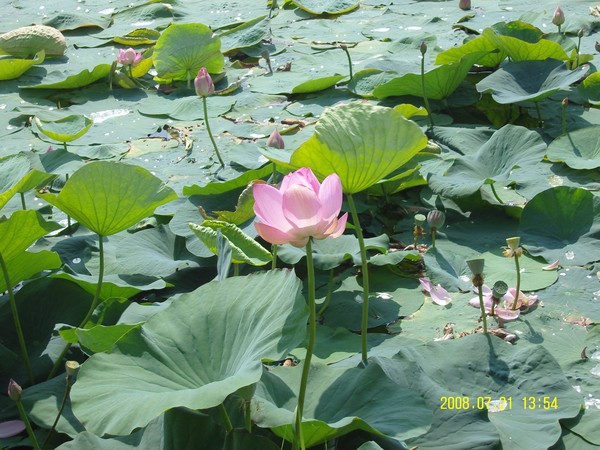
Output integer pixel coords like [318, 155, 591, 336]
[253, 168, 348, 247]
[117, 48, 143, 67]
[194, 67, 215, 97]
[419, 278, 452, 305]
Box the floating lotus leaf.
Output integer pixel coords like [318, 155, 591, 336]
[0, 50, 44, 80]
[476, 59, 589, 104]
[546, 126, 600, 170]
[287, 0, 359, 15]
[34, 115, 93, 143]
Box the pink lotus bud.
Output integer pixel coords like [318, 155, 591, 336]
[419, 41, 427, 55]
[552, 7, 565, 27]
[117, 48, 143, 67]
[459, 0, 471, 10]
[194, 67, 215, 97]
[562, 97, 569, 106]
[596, 42, 600, 52]
[266, 129, 285, 149]
[253, 167, 348, 247]
[8, 379, 21, 401]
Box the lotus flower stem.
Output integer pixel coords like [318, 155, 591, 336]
[49, 236, 105, 379]
[340, 44, 353, 80]
[561, 98, 568, 136]
[244, 399, 252, 433]
[316, 268, 335, 318]
[202, 96, 225, 169]
[347, 194, 370, 365]
[511, 255, 522, 311]
[43, 363, 77, 446]
[15, 398, 40, 450]
[0, 253, 34, 385]
[218, 403, 233, 433]
[271, 244, 277, 270]
[420, 41, 435, 131]
[294, 238, 316, 450]
[535, 102, 544, 128]
[20, 192, 26, 210]
[477, 285, 488, 333]
[489, 183, 504, 205]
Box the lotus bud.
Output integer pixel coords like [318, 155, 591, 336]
[562, 97, 569, 107]
[414, 214, 426, 227]
[596, 42, 600, 53]
[419, 41, 427, 55]
[266, 129, 285, 149]
[492, 281, 508, 299]
[552, 7, 565, 27]
[459, 0, 471, 10]
[65, 361, 80, 377]
[194, 67, 215, 97]
[7, 379, 22, 401]
[427, 210, 445, 229]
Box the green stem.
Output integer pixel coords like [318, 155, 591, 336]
[187, 69, 191, 89]
[316, 269, 335, 317]
[272, 162, 278, 185]
[42, 375, 73, 446]
[65, 173, 72, 234]
[535, 102, 543, 128]
[20, 192, 26, 210]
[202, 96, 225, 169]
[477, 284, 488, 333]
[293, 239, 316, 450]
[233, 263, 240, 277]
[16, 399, 40, 450]
[490, 183, 504, 205]
[244, 400, 252, 433]
[431, 227, 437, 249]
[511, 255, 521, 311]
[561, 103, 567, 137]
[48, 236, 105, 379]
[347, 194, 369, 365]
[0, 252, 34, 385]
[340, 44, 353, 80]
[218, 403, 233, 433]
[271, 245, 277, 270]
[421, 53, 435, 130]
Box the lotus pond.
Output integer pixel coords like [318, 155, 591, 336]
[1, 0, 600, 449]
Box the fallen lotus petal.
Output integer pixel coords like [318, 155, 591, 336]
[495, 307, 520, 321]
[419, 277, 452, 305]
[543, 260, 560, 270]
[0, 420, 25, 438]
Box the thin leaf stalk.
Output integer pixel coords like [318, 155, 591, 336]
[477, 284, 488, 333]
[420, 54, 435, 130]
[20, 192, 26, 210]
[202, 96, 225, 169]
[0, 252, 34, 384]
[271, 244, 277, 270]
[49, 236, 105, 379]
[346, 194, 370, 365]
[293, 238, 316, 450]
[489, 183, 504, 205]
[218, 403, 233, 433]
[16, 399, 40, 450]
[42, 373, 74, 446]
[316, 269, 335, 317]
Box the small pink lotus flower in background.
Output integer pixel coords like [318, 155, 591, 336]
[194, 67, 215, 97]
[7, 379, 21, 401]
[117, 48, 143, 67]
[266, 129, 285, 149]
[419, 277, 452, 305]
[552, 7, 565, 27]
[253, 167, 348, 247]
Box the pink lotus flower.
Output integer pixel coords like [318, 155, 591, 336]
[117, 48, 143, 67]
[468, 285, 538, 321]
[194, 67, 215, 97]
[419, 277, 452, 305]
[552, 7, 565, 26]
[253, 168, 348, 247]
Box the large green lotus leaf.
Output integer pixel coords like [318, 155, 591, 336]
[483, 23, 569, 62]
[476, 59, 589, 104]
[70, 270, 307, 436]
[182, 165, 272, 196]
[0, 210, 60, 262]
[321, 267, 423, 330]
[52, 272, 166, 301]
[435, 36, 505, 68]
[189, 220, 271, 266]
[34, 115, 93, 143]
[378, 334, 583, 449]
[137, 94, 234, 120]
[373, 51, 488, 100]
[287, 0, 359, 14]
[39, 161, 177, 236]
[275, 234, 389, 270]
[0, 250, 61, 293]
[219, 16, 270, 53]
[21, 64, 112, 89]
[65, 324, 143, 354]
[0, 50, 44, 80]
[519, 187, 600, 266]
[153, 23, 224, 83]
[276, 103, 427, 194]
[0, 153, 56, 210]
[252, 362, 432, 447]
[577, 71, 600, 105]
[546, 127, 600, 170]
[428, 125, 546, 198]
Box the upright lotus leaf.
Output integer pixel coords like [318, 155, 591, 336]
[70, 270, 307, 436]
[476, 59, 589, 104]
[482, 25, 569, 62]
[252, 362, 432, 447]
[0, 50, 44, 80]
[0, 153, 56, 210]
[0, 250, 61, 293]
[519, 187, 600, 266]
[269, 103, 427, 194]
[39, 161, 177, 236]
[373, 51, 488, 100]
[287, 0, 359, 15]
[153, 23, 224, 83]
[435, 36, 505, 68]
[546, 127, 600, 170]
[189, 220, 271, 266]
[427, 125, 546, 198]
[0, 210, 60, 262]
[34, 115, 93, 143]
[379, 334, 582, 449]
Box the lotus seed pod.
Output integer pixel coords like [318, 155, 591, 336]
[7, 379, 22, 401]
[552, 7, 565, 27]
[506, 237, 520, 251]
[466, 257, 485, 275]
[65, 361, 80, 377]
[414, 214, 427, 227]
[459, 0, 471, 11]
[492, 281, 508, 299]
[427, 210, 445, 229]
